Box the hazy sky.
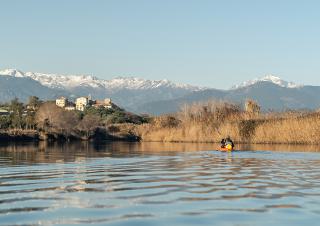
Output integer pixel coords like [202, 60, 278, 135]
[1, 0, 320, 89]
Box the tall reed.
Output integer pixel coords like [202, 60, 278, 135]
[136, 100, 320, 144]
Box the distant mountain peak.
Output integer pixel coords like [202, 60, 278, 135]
[0, 68, 201, 91]
[232, 74, 302, 89]
[0, 68, 25, 77]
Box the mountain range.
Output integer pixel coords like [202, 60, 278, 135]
[1, 69, 320, 115]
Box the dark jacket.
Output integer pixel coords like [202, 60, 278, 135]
[225, 138, 234, 148]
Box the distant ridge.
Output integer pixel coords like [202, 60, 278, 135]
[0, 69, 201, 111]
[0, 69, 201, 91]
[1, 69, 319, 114]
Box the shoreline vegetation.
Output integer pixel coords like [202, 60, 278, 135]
[136, 100, 320, 145]
[1, 96, 320, 145]
[0, 96, 147, 142]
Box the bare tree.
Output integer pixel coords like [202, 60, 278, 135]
[77, 114, 101, 139]
[36, 102, 80, 139]
[35, 102, 62, 132]
[55, 111, 80, 138]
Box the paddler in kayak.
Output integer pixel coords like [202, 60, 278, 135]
[220, 136, 234, 151]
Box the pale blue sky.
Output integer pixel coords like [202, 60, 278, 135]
[1, 0, 320, 88]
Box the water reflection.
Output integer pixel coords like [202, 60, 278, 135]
[238, 143, 320, 152]
[0, 142, 320, 226]
[1, 141, 319, 166]
[0, 141, 220, 165]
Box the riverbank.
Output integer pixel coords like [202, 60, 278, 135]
[135, 102, 320, 145]
[0, 124, 140, 142]
[3, 100, 320, 145]
[0, 130, 38, 141]
[3, 111, 320, 145]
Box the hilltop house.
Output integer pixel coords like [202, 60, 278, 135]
[55, 96, 113, 111]
[0, 109, 9, 116]
[75, 97, 90, 111]
[56, 97, 68, 108]
[65, 104, 76, 111]
[56, 96, 76, 111]
[93, 98, 113, 109]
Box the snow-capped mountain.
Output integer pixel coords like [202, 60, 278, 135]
[1, 68, 319, 114]
[232, 75, 302, 89]
[0, 69, 201, 111]
[0, 69, 200, 91]
[137, 75, 320, 114]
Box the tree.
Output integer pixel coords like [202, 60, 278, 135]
[36, 102, 80, 138]
[0, 116, 11, 129]
[77, 114, 101, 139]
[35, 102, 62, 132]
[25, 111, 37, 130]
[28, 96, 41, 110]
[24, 96, 42, 130]
[84, 106, 114, 118]
[54, 110, 79, 138]
[9, 98, 24, 129]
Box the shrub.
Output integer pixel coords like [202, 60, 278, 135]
[238, 119, 258, 141]
[245, 99, 260, 117]
[0, 116, 11, 129]
[152, 115, 181, 128]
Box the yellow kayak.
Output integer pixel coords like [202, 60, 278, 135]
[218, 143, 233, 151]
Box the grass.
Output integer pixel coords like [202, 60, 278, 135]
[136, 100, 320, 144]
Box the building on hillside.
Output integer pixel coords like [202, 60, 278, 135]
[76, 97, 89, 111]
[56, 96, 113, 111]
[56, 97, 68, 108]
[0, 109, 9, 116]
[93, 98, 113, 109]
[65, 104, 76, 111]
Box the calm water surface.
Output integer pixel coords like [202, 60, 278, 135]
[0, 142, 320, 226]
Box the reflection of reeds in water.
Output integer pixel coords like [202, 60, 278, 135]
[0, 141, 216, 165]
[136, 101, 320, 145]
[0, 140, 319, 167]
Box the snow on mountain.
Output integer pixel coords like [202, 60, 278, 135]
[2, 69, 320, 114]
[0, 69, 25, 77]
[25, 72, 102, 89]
[232, 75, 302, 89]
[0, 69, 200, 91]
[103, 77, 198, 90]
[0, 69, 303, 92]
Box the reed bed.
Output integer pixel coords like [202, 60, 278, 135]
[136, 100, 320, 144]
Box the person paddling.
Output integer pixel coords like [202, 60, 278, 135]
[220, 136, 234, 151]
[220, 138, 226, 148]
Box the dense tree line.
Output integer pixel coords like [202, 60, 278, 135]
[0, 96, 41, 130]
[0, 96, 150, 140]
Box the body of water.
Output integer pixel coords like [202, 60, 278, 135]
[0, 142, 320, 225]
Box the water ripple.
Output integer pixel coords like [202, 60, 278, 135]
[0, 142, 320, 225]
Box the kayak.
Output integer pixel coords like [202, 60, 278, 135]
[218, 142, 234, 151]
[218, 147, 234, 152]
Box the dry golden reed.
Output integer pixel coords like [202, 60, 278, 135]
[136, 100, 320, 144]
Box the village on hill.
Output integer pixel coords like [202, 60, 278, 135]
[0, 96, 115, 117]
[55, 96, 114, 111]
[0, 93, 150, 142]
